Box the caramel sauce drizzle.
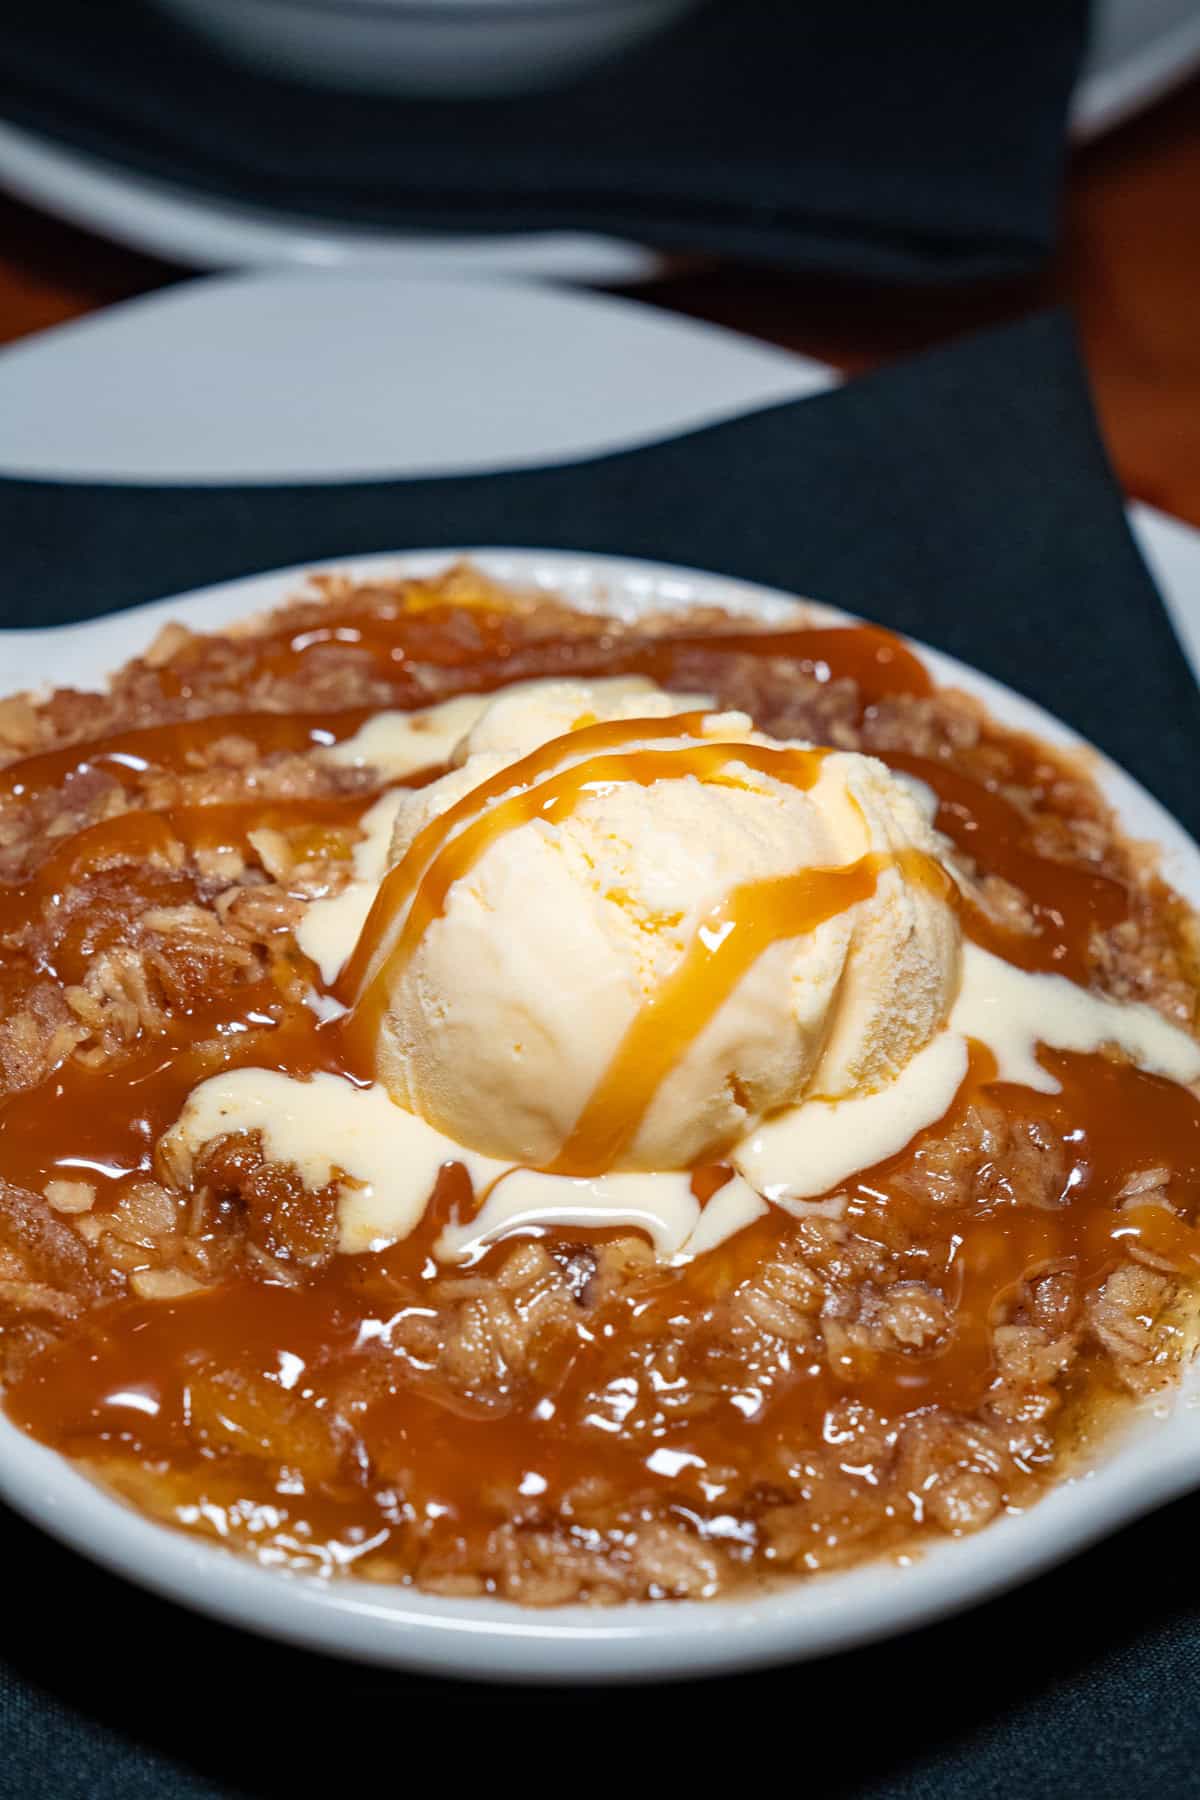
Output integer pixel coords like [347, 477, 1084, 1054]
[337, 719, 844, 1096]
[336, 714, 958, 1176]
[884, 751, 1131, 983]
[3, 607, 1199, 1574]
[9, 1045, 1200, 1557]
[338, 710, 715, 1005]
[550, 859, 881, 1174]
[0, 795, 374, 944]
[184, 604, 934, 702]
[551, 845, 954, 1173]
[0, 709, 374, 803]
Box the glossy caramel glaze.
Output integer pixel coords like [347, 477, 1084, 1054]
[169, 600, 934, 702]
[548, 856, 882, 1175]
[0, 708, 374, 803]
[1, 605, 931, 1216]
[2, 579, 1199, 1598]
[338, 722, 834, 1069]
[886, 751, 1132, 983]
[341, 712, 725, 1003]
[8, 1046, 1200, 1580]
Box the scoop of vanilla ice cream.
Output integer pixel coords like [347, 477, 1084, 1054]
[371, 677, 961, 1170]
[449, 674, 715, 763]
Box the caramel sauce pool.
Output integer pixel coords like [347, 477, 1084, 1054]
[3, 599, 1200, 1579]
[10, 1047, 1200, 1565]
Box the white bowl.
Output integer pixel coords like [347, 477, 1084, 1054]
[4, 546, 1200, 1682]
[154, 0, 700, 97]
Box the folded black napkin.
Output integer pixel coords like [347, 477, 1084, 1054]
[0, 0, 1089, 283]
[3, 312, 1200, 1798]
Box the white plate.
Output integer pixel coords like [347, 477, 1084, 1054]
[0, 273, 828, 482]
[2, 543, 1200, 1681]
[1, 0, 1198, 274]
[1, 270, 1198, 690]
[1074, 0, 1200, 136]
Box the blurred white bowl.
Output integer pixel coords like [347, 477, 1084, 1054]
[155, 0, 701, 97]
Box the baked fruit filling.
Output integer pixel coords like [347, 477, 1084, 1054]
[1, 564, 1198, 1605]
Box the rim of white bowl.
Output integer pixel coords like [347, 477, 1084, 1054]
[3, 546, 1200, 1684]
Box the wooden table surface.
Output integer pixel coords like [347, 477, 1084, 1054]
[0, 73, 1196, 525]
